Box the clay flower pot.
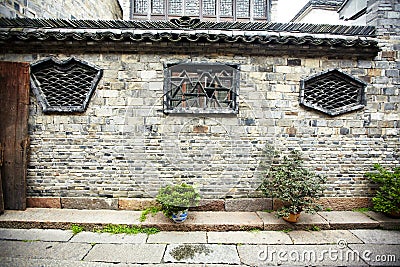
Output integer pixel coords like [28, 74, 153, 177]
[283, 213, 301, 223]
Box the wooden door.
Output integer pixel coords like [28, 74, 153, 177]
[0, 142, 3, 213]
[0, 61, 30, 210]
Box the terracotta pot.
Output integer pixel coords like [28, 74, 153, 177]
[283, 213, 301, 223]
[387, 210, 400, 219]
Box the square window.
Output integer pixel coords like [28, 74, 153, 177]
[164, 62, 240, 114]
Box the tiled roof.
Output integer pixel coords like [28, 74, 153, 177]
[0, 17, 375, 36]
[0, 17, 378, 55]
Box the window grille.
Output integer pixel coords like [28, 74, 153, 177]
[253, 0, 266, 17]
[152, 0, 164, 14]
[236, 0, 250, 17]
[134, 0, 148, 13]
[164, 63, 240, 114]
[203, 0, 216, 16]
[30, 57, 102, 113]
[220, 0, 233, 16]
[185, 0, 200, 16]
[300, 69, 367, 116]
[169, 0, 182, 15]
[131, 0, 269, 21]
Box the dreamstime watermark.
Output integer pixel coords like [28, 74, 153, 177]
[257, 239, 397, 265]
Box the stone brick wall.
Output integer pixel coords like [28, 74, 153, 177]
[0, 0, 122, 19]
[1, 37, 397, 202]
[0, 0, 398, 209]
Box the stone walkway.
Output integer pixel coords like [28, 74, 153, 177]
[0, 228, 399, 266]
[0, 208, 399, 231]
[0, 209, 400, 266]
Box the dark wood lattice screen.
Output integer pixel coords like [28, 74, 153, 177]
[300, 69, 367, 116]
[30, 57, 102, 113]
[164, 62, 240, 114]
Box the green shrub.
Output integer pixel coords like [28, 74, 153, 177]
[258, 149, 326, 218]
[156, 183, 201, 217]
[365, 164, 400, 215]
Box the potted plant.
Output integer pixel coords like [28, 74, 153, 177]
[365, 164, 400, 218]
[258, 149, 326, 223]
[156, 183, 201, 223]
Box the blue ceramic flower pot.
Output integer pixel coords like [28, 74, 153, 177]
[171, 209, 188, 223]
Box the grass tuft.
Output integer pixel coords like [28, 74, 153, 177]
[96, 224, 160, 235]
[71, 224, 84, 235]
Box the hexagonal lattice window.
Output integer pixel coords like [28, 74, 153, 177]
[30, 57, 103, 113]
[300, 69, 367, 116]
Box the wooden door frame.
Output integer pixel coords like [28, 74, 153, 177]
[0, 61, 30, 210]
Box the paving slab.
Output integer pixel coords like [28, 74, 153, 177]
[256, 212, 329, 230]
[84, 244, 166, 264]
[207, 231, 292, 244]
[256, 212, 291, 231]
[0, 240, 91, 260]
[164, 244, 240, 264]
[0, 208, 142, 230]
[364, 211, 400, 230]
[318, 211, 380, 229]
[143, 211, 263, 231]
[348, 244, 400, 266]
[288, 230, 363, 245]
[0, 257, 246, 267]
[350, 229, 400, 244]
[238, 244, 368, 266]
[147, 231, 206, 244]
[0, 228, 73, 242]
[70, 231, 147, 243]
[0, 257, 113, 267]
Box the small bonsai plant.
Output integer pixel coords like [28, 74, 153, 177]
[365, 164, 400, 218]
[258, 148, 326, 222]
[156, 183, 201, 223]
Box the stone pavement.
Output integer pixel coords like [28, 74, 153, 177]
[1, 208, 399, 231]
[0, 228, 399, 266]
[0, 208, 399, 266]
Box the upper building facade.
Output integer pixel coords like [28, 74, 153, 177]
[0, 0, 122, 19]
[125, 0, 272, 21]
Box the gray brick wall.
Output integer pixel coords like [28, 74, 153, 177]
[1, 40, 397, 200]
[0, 0, 398, 202]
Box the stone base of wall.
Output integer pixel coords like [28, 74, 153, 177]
[26, 197, 373, 211]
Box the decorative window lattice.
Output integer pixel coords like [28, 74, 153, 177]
[164, 63, 239, 114]
[300, 69, 367, 116]
[169, 0, 183, 15]
[253, 0, 266, 17]
[30, 57, 103, 113]
[134, 0, 148, 13]
[132, 0, 269, 20]
[220, 0, 233, 16]
[152, 0, 164, 14]
[185, 0, 200, 15]
[236, 0, 250, 17]
[203, 0, 216, 16]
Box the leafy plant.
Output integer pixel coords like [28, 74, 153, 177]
[71, 224, 84, 235]
[156, 183, 201, 217]
[365, 164, 400, 216]
[352, 207, 371, 213]
[140, 206, 161, 222]
[258, 149, 326, 218]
